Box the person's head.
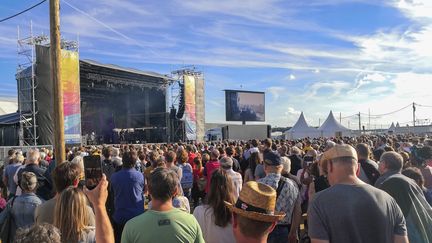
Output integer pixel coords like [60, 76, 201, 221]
[280, 156, 291, 176]
[7, 149, 16, 157]
[15, 223, 61, 243]
[220, 156, 233, 170]
[379, 151, 403, 174]
[263, 151, 283, 175]
[402, 167, 425, 188]
[112, 147, 120, 158]
[225, 147, 235, 157]
[54, 187, 90, 242]
[122, 150, 138, 168]
[290, 146, 301, 155]
[210, 149, 220, 161]
[378, 136, 387, 146]
[71, 156, 84, 177]
[177, 150, 188, 164]
[165, 151, 176, 164]
[278, 145, 288, 157]
[21, 172, 38, 193]
[411, 146, 432, 167]
[226, 182, 284, 242]
[373, 148, 385, 162]
[320, 144, 358, 186]
[15, 154, 25, 164]
[193, 157, 202, 169]
[27, 149, 40, 165]
[356, 143, 370, 160]
[263, 138, 272, 150]
[149, 168, 179, 202]
[52, 161, 81, 194]
[324, 140, 336, 152]
[207, 169, 235, 227]
[202, 153, 210, 164]
[251, 139, 259, 148]
[102, 146, 113, 160]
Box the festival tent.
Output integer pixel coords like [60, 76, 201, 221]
[284, 112, 319, 139]
[388, 122, 396, 133]
[318, 111, 351, 137]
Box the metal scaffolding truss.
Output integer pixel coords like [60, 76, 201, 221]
[168, 66, 203, 142]
[16, 22, 78, 145]
[17, 23, 43, 146]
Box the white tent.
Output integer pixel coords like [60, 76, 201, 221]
[318, 111, 351, 137]
[388, 122, 396, 133]
[284, 112, 319, 139]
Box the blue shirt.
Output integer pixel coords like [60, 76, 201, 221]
[111, 168, 145, 224]
[4, 163, 23, 195]
[11, 192, 43, 229]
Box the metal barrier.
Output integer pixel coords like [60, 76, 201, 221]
[0, 145, 53, 164]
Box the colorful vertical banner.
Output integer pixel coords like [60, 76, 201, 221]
[61, 50, 82, 144]
[184, 75, 197, 140]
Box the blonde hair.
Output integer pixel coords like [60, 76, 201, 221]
[54, 187, 90, 242]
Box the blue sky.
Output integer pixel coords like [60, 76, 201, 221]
[0, 0, 431, 128]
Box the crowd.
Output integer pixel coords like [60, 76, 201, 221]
[0, 134, 431, 243]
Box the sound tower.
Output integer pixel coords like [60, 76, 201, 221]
[176, 83, 185, 119]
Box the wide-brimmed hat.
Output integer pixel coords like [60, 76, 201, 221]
[225, 181, 285, 222]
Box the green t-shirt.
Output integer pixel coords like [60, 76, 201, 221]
[121, 208, 205, 243]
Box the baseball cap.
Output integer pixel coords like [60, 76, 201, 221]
[264, 151, 281, 166]
[321, 144, 358, 162]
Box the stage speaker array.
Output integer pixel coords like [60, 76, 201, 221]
[176, 83, 185, 119]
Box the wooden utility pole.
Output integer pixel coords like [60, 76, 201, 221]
[50, 0, 65, 163]
[413, 102, 416, 127]
[358, 112, 361, 135]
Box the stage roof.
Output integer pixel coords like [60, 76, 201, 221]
[80, 59, 169, 81]
[0, 112, 20, 125]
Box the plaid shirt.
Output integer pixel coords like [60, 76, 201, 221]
[258, 173, 299, 225]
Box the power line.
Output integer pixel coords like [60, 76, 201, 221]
[61, 0, 158, 56]
[0, 0, 47, 23]
[416, 103, 432, 108]
[359, 103, 412, 117]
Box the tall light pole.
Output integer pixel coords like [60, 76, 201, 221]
[50, 0, 65, 163]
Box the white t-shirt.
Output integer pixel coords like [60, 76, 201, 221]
[193, 205, 235, 243]
[225, 169, 242, 200]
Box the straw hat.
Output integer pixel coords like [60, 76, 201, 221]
[225, 181, 285, 222]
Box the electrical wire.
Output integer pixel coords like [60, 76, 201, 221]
[61, 0, 158, 56]
[359, 103, 412, 117]
[416, 103, 432, 108]
[0, 0, 47, 23]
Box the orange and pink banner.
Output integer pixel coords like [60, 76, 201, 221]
[61, 50, 81, 144]
[184, 75, 196, 140]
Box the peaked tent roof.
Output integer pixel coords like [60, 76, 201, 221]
[285, 112, 319, 139]
[318, 111, 350, 132]
[396, 122, 400, 128]
[388, 122, 396, 131]
[288, 112, 317, 132]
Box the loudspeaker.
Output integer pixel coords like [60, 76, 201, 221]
[267, 125, 271, 138]
[170, 108, 177, 119]
[176, 83, 185, 119]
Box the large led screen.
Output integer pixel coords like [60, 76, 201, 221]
[225, 90, 265, 122]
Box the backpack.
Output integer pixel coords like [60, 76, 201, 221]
[179, 163, 193, 189]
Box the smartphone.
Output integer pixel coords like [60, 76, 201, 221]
[84, 155, 102, 190]
[304, 156, 314, 162]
